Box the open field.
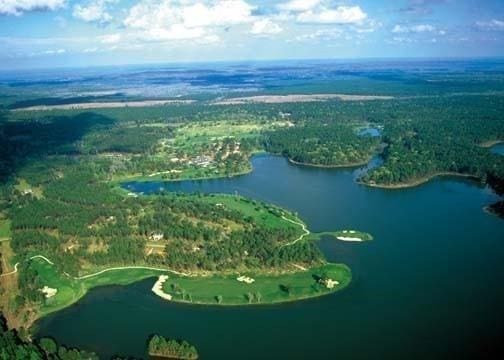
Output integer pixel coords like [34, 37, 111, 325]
[197, 194, 302, 232]
[480, 140, 503, 148]
[0, 219, 11, 239]
[11, 99, 196, 111]
[213, 94, 394, 105]
[161, 263, 351, 305]
[14, 179, 43, 199]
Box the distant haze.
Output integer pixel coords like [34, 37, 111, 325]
[0, 0, 503, 69]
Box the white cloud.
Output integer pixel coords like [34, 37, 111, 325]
[296, 6, 367, 24]
[0, 0, 65, 16]
[139, 24, 207, 41]
[392, 24, 435, 33]
[251, 18, 283, 36]
[124, 0, 255, 30]
[295, 28, 343, 42]
[123, 0, 255, 43]
[98, 33, 121, 44]
[390, 36, 414, 44]
[277, 0, 320, 12]
[475, 19, 504, 31]
[43, 48, 66, 54]
[83, 47, 98, 53]
[73, 0, 115, 24]
[181, 0, 254, 28]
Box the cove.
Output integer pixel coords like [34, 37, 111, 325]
[36, 154, 504, 360]
[491, 142, 504, 156]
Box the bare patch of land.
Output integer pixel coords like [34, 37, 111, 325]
[213, 94, 394, 105]
[12, 99, 196, 111]
[480, 140, 503, 148]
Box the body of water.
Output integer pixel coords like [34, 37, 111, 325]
[36, 155, 504, 360]
[491, 142, 504, 155]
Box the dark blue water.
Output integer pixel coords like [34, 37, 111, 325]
[491, 143, 504, 155]
[37, 155, 504, 360]
[357, 127, 381, 137]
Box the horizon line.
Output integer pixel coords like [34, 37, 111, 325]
[2, 55, 504, 73]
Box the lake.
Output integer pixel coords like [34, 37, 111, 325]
[491, 142, 504, 156]
[36, 154, 504, 360]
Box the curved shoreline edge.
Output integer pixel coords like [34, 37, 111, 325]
[287, 157, 370, 169]
[148, 263, 352, 307]
[357, 172, 481, 190]
[117, 152, 485, 193]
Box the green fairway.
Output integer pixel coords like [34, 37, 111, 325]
[29, 258, 169, 316]
[28, 257, 350, 315]
[161, 263, 351, 305]
[198, 194, 303, 231]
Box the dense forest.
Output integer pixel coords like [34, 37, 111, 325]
[264, 123, 379, 166]
[148, 335, 198, 359]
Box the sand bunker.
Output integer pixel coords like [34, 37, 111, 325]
[152, 275, 172, 300]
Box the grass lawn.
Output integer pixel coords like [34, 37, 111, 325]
[28, 257, 350, 317]
[174, 121, 266, 145]
[162, 263, 351, 305]
[29, 258, 168, 316]
[0, 219, 11, 238]
[197, 194, 303, 232]
[14, 178, 43, 199]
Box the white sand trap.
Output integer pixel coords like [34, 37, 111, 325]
[337, 236, 363, 242]
[237, 275, 255, 284]
[152, 275, 172, 300]
[323, 279, 339, 289]
[40, 286, 58, 298]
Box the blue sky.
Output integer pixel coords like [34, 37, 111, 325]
[0, 0, 503, 69]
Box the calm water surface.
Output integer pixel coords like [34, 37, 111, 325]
[36, 155, 504, 360]
[491, 143, 504, 155]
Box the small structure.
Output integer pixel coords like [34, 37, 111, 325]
[237, 275, 255, 284]
[192, 155, 212, 167]
[150, 232, 164, 241]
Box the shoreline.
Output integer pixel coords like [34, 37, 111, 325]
[480, 140, 503, 148]
[358, 172, 481, 190]
[149, 263, 351, 307]
[116, 166, 253, 184]
[288, 157, 370, 169]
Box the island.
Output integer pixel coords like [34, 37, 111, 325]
[148, 335, 198, 360]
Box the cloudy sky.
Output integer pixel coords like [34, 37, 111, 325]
[0, 0, 503, 69]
